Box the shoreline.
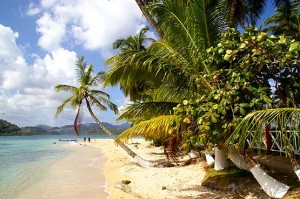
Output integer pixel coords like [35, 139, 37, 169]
[82, 138, 235, 199]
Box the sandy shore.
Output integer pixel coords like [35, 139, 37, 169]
[83, 138, 233, 199]
[18, 142, 108, 199]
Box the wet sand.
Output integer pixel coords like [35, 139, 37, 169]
[18, 142, 108, 199]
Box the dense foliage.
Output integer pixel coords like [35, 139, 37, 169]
[105, 0, 299, 156]
[174, 27, 300, 151]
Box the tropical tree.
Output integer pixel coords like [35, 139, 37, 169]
[226, 108, 300, 198]
[105, 26, 156, 102]
[105, 0, 226, 158]
[55, 56, 154, 168]
[105, 0, 300, 197]
[135, 0, 164, 39]
[263, 0, 300, 40]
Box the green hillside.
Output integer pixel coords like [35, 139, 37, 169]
[0, 119, 22, 136]
[0, 119, 129, 136]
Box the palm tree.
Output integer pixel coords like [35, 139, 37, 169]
[105, 0, 225, 156]
[55, 56, 154, 168]
[135, 0, 164, 39]
[227, 108, 300, 176]
[106, 1, 296, 196]
[263, 1, 300, 39]
[226, 108, 300, 198]
[220, 0, 293, 28]
[105, 26, 156, 102]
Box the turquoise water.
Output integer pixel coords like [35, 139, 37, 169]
[0, 135, 108, 199]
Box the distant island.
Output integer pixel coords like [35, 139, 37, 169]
[0, 119, 130, 136]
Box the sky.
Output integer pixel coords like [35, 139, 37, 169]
[0, 0, 276, 128]
[0, 0, 152, 127]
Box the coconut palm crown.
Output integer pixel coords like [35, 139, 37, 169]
[55, 56, 118, 135]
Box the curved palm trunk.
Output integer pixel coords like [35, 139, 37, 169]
[244, 155, 290, 198]
[282, 132, 300, 180]
[286, 150, 300, 180]
[85, 99, 154, 168]
[205, 153, 215, 166]
[228, 0, 238, 28]
[227, 148, 248, 170]
[214, 147, 228, 170]
[135, 0, 164, 39]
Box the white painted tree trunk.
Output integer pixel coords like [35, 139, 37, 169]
[286, 151, 300, 181]
[205, 154, 215, 166]
[227, 148, 248, 170]
[86, 100, 155, 168]
[214, 147, 228, 170]
[134, 155, 155, 168]
[245, 156, 290, 198]
[295, 169, 300, 180]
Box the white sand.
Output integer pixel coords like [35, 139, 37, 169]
[84, 138, 232, 199]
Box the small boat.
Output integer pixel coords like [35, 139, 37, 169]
[59, 139, 77, 142]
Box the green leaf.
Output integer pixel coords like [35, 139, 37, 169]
[183, 117, 191, 124]
[226, 49, 233, 54]
[218, 48, 224, 54]
[205, 126, 211, 131]
[278, 36, 286, 44]
[257, 32, 267, 42]
[289, 42, 299, 52]
[239, 103, 249, 108]
[197, 117, 203, 124]
[183, 100, 189, 105]
[211, 116, 218, 123]
[240, 107, 246, 115]
[212, 104, 219, 109]
[239, 43, 246, 49]
[261, 95, 272, 104]
[223, 54, 231, 61]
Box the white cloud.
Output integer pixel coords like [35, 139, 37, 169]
[1, 0, 149, 127]
[28, 0, 147, 53]
[0, 25, 22, 62]
[36, 13, 66, 51]
[0, 24, 78, 126]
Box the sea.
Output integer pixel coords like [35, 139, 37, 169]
[0, 135, 109, 199]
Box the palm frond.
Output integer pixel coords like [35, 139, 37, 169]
[55, 96, 76, 118]
[226, 108, 300, 150]
[55, 85, 77, 93]
[118, 115, 180, 142]
[118, 101, 177, 123]
[76, 56, 87, 80]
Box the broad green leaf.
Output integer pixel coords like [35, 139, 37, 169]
[289, 42, 299, 52]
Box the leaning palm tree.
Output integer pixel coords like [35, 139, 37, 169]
[226, 108, 300, 198]
[55, 56, 154, 168]
[105, 0, 225, 158]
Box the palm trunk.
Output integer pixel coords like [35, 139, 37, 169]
[135, 0, 164, 39]
[287, 151, 300, 180]
[228, 0, 237, 28]
[205, 153, 215, 166]
[282, 131, 300, 180]
[214, 147, 228, 170]
[227, 148, 248, 170]
[85, 99, 154, 168]
[244, 155, 290, 198]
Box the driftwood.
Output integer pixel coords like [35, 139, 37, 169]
[114, 181, 144, 199]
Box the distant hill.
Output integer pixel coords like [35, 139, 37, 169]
[0, 119, 130, 136]
[0, 119, 22, 136]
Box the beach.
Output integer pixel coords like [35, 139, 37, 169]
[0, 136, 109, 199]
[84, 138, 234, 199]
